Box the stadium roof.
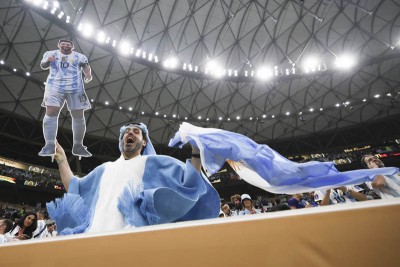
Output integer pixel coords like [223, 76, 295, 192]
[1, 0, 399, 170]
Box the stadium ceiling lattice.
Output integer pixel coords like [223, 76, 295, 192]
[1, 0, 400, 152]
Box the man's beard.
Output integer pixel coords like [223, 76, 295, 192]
[123, 142, 142, 157]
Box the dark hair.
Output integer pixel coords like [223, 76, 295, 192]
[11, 212, 38, 239]
[360, 154, 373, 169]
[1, 219, 13, 233]
[58, 39, 74, 45]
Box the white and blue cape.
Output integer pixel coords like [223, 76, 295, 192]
[47, 124, 220, 236]
[168, 123, 399, 194]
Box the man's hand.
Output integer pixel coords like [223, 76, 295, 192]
[372, 175, 387, 190]
[337, 186, 348, 193]
[84, 74, 92, 83]
[47, 55, 56, 62]
[54, 141, 67, 164]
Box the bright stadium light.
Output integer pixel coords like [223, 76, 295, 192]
[163, 57, 179, 69]
[96, 31, 106, 43]
[118, 41, 130, 55]
[303, 56, 320, 72]
[81, 24, 94, 37]
[335, 54, 356, 70]
[33, 0, 43, 6]
[257, 66, 273, 80]
[205, 60, 223, 77]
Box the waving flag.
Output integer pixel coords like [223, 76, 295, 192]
[169, 123, 398, 194]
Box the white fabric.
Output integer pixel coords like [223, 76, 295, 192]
[365, 174, 400, 200]
[88, 155, 146, 232]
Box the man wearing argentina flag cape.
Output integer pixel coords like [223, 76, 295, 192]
[169, 122, 399, 195]
[47, 122, 220, 235]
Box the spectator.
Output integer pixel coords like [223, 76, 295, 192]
[361, 154, 400, 199]
[10, 212, 38, 240]
[287, 193, 312, 209]
[221, 204, 232, 217]
[230, 194, 243, 216]
[0, 218, 13, 244]
[239, 194, 261, 215]
[320, 186, 367, 206]
[47, 122, 220, 235]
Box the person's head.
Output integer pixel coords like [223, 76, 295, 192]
[0, 219, 13, 234]
[231, 194, 242, 207]
[46, 221, 55, 233]
[14, 212, 38, 238]
[361, 154, 385, 169]
[22, 213, 37, 229]
[118, 122, 156, 159]
[57, 39, 74, 54]
[221, 204, 231, 216]
[293, 193, 303, 200]
[241, 194, 254, 209]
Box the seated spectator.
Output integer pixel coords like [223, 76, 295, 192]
[320, 186, 368, 206]
[9, 212, 38, 240]
[239, 194, 261, 215]
[221, 204, 232, 217]
[43, 220, 57, 237]
[230, 194, 243, 216]
[305, 192, 320, 207]
[0, 218, 13, 244]
[287, 193, 312, 209]
[361, 154, 400, 199]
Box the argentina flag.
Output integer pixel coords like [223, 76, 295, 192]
[169, 123, 398, 194]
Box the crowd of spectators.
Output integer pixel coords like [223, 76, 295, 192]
[0, 163, 64, 191]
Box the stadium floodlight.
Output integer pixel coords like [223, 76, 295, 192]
[257, 66, 272, 80]
[80, 23, 93, 37]
[53, 1, 59, 8]
[42, 1, 48, 9]
[118, 41, 130, 55]
[96, 31, 106, 43]
[303, 56, 320, 72]
[205, 60, 223, 77]
[335, 54, 356, 70]
[33, 0, 43, 6]
[163, 57, 179, 69]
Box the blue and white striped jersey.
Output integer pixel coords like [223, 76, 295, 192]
[41, 50, 89, 93]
